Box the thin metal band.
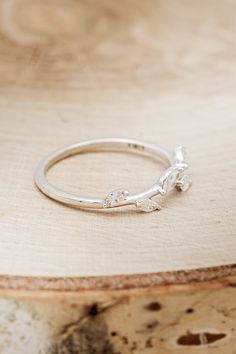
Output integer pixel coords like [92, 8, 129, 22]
[35, 138, 192, 212]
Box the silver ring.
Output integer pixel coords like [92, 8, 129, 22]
[34, 138, 192, 212]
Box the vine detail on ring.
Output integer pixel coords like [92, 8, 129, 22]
[102, 167, 192, 213]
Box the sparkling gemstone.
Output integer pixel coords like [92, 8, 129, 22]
[176, 174, 192, 192]
[136, 199, 161, 212]
[103, 189, 129, 208]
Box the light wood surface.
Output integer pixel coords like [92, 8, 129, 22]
[0, 0, 235, 278]
[0, 1, 236, 353]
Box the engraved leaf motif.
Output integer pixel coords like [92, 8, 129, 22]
[136, 199, 161, 213]
[159, 167, 180, 194]
[103, 189, 129, 208]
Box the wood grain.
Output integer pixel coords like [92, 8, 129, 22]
[0, 273, 236, 354]
[0, 0, 235, 278]
[0, 1, 236, 353]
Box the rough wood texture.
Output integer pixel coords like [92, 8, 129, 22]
[0, 0, 236, 353]
[1, 272, 236, 354]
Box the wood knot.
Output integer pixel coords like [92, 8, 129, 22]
[177, 331, 227, 346]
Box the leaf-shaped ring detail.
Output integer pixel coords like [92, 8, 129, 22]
[103, 189, 129, 208]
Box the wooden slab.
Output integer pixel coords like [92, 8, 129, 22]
[0, 0, 235, 278]
[0, 1, 236, 353]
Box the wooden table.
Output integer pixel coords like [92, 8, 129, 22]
[0, 0, 235, 353]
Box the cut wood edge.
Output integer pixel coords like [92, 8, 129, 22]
[0, 264, 235, 296]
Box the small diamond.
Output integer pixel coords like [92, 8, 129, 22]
[136, 199, 161, 212]
[176, 175, 192, 192]
[103, 189, 129, 208]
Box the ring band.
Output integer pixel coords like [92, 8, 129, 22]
[34, 138, 192, 212]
